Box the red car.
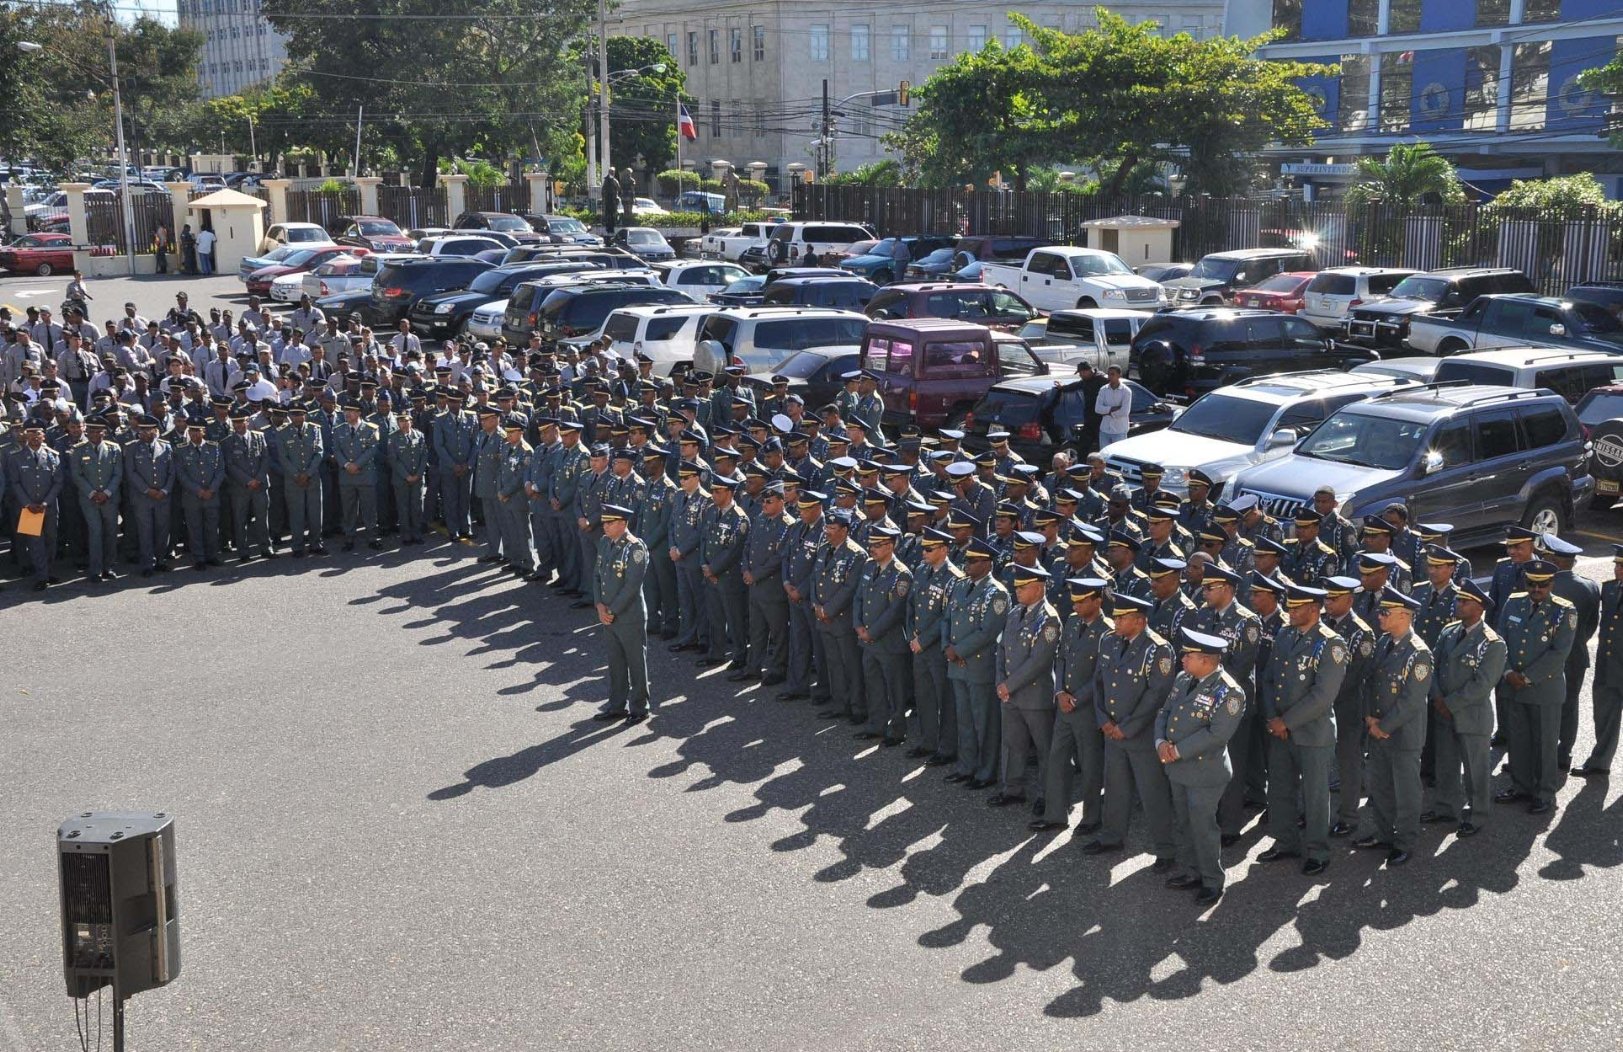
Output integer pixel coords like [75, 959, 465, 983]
[245, 246, 362, 295]
[1234, 271, 1316, 313]
[1, 232, 76, 275]
[333, 215, 415, 252]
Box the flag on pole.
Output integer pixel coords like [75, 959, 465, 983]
[678, 103, 698, 141]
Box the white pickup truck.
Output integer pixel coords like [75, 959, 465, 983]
[981, 247, 1167, 313]
[712, 221, 775, 263]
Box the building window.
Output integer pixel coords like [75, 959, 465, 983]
[967, 24, 987, 51]
[1389, 0, 1420, 34]
[687, 31, 698, 66]
[752, 25, 765, 61]
[1347, 0, 1378, 37]
[1523, 0, 1560, 22]
[1180, 15, 1204, 39]
[1338, 54, 1370, 131]
[851, 24, 870, 61]
[1270, 0, 1300, 41]
[710, 100, 722, 137]
[892, 25, 910, 62]
[929, 25, 947, 60]
[667, 32, 678, 59]
[1464, 45, 1501, 130]
[730, 27, 742, 62]
[1477, 0, 1510, 28]
[1511, 40, 1551, 130]
[1005, 25, 1023, 49]
[810, 24, 828, 61]
[754, 106, 766, 138]
[709, 28, 719, 64]
[1379, 51, 1412, 132]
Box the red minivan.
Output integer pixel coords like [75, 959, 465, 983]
[860, 318, 1059, 430]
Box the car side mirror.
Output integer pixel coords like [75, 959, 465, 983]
[1549, 323, 1566, 337]
[1268, 428, 1296, 449]
[1234, 272, 1248, 285]
[1422, 449, 1443, 476]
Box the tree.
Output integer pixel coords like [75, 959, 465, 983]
[1579, 51, 1623, 147]
[262, 0, 595, 187]
[1342, 142, 1466, 210]
[598, 36, 688, 176]
[823, 160, 904, 187]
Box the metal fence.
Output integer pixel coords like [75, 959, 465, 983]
[378, 185, 448, 229]
[791, 186, 1623, 297]
[463, 182, 531, 215]
[283, 188, 361, 228]
[84, 193, 172, 254]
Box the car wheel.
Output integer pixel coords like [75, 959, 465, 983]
[1520, 493, 1566, 536]
[1077, 297, 1098, 309]
[1437, 337, 1469, 356]
[34, 261, 54, 276]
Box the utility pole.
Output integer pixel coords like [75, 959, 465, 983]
[819, 78, 830, 180]
[597, 0, 611, 191]
[105, 9, 135, 275]
[585, 52, 597, 209]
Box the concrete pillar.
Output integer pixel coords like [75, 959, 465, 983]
[5, 184, 27, 236]
[59, 182, 92, 246]
[354, 176, 382, 216]
[525, 171, 550, 215]
[263, 178, 292, 226]
[439, 173, 468, 221]
[165, 182, 192, 244]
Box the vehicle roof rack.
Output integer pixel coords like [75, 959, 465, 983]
[1364, 379, 1473, 400]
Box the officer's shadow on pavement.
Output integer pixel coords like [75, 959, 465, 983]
[427, 715, 640, 800]
[1538, 778, 1622, 880]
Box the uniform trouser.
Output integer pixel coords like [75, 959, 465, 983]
[747, 580, 789, 676]
[1100, 738, 1177, 859]
[645, 548, 678, 634]
[169, 487, 186, 554]
[229, 484, 271, 555]
[1041, 705, 1102, 826]
[1432, 717, 1492, 820]
[1506, 698, 1563, 804]
[478, 496, 504, 557]
[340, 484, 378, 541]
[526, 507, 550, 571]
[578, 527, 601, 585]
[1362, 741, 1421, 851]
[908, 646, 955, 758]
[285, 478, 322, 551]
[130, 494, 170, 570]
[1267, 738, 1332, 863]
[322, 463, 341, 534]
[268, 474, 287, 541]
[19, 504, 58, 581]
[1000, 704, 1053, 798]
[673, 557, 707, 646]
[550, 515, 580, 589]
[1558, 659, 1588, 767]
[952, 678, 999, 782]
[1334, 700, 1366, 824]
[376, 473, 395, 532]
[1170, 779, 1227, 890]
[182, 496, 221, 563]
[497, 498, 532, 569]
[78, 496, 118, 577]
[798, 606, 827, 701]
[57, 490, 86, 564]
[862, 646, 910, 738]
[442, 468, 472, 535]
[395, 481, 425, 541]
[603, 620, 651, 714]
[705, 577, 748, 662]
[1586, 682, 1623, 770]
[1216, 698, 1260, 836]
[821, 625, 861, 716]
[424, 463, 441, 524]
[1245, 706, 1270, 802]
[118, 489, 139, 561]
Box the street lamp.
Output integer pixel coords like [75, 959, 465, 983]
[589, 58, 669, 204]
[17, 32, 136, 276]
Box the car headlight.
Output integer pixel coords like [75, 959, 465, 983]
[1160, 466, 1187, 490]
[434, 303, 456, 314]
[1102, 288, 1126, 300]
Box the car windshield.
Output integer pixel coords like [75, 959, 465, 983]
[1297, 412, 1429, 470]
[1169, 392, 1281, 444]
[916, 248, 954, 266]
[1187, 257, 1243, 282]
[281, 249, 322, 266]
[1074, 254, 1133, 277]
[625, 230, 662, 245]
[749, 318, 868, 368]
[1386, 275, 1450, 301]
[358, 220, 399, 235]
[644, 317, 691, 341]
[1577, 390, 1623, 425]
[774, 349, 842, 378]
[1252, 273, 1308, 293]
[261, 245, 302, 262]
[721, 277, 763, 293]
[486, 215, 530, 231]
[548, 218, 586, 234]
[1570, 301, 1623, 333]
[288, 228, 326, 241]
[467, 269, 511, 294]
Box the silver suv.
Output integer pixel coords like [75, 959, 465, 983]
[693, 306, 870, 374]
[1298, 267, 1417, 331]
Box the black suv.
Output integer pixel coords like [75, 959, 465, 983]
[407, 263, 581, 339]
[1161, 248, 1319, 306]
[370, 256, 495, 326]
[759, 276, 879, 311]
[535, 283, 692, 342]
[452, 211, 542, 244]
[1129, 307, 1374, 397]
[1232, 384, 1595, 541]
[1345, 267, 1534, 349]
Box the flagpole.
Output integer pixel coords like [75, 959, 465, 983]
[674, 96, 681, 201]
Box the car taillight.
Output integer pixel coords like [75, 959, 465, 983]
[1347, 298, 1363, 308]
[1017, 422, 1042, 441]
[381, 286, 409, 298]
[908, 389, 918, 414]
[319, 281, 331, 295]
[527, 312, 538, 326]
[1186, 343, 1204, 365]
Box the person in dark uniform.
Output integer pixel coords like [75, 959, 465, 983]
[1031, 576, 1112, 835]
[1354, 586, 1432, 866]
[812, 507, 867, 723]
[1540, 534, 1600, 772]
[907, 526, 962, 765]
[699, 474, 751, 671]
[944, 537, 1009, 790]
[990, 562, 1060, 812]
[591, 502, 652, 723]
[1423, 579, 1506, 836]
[1493, 559, 1577, 815]
[1573, 545, 1623, 778]
[1323, 574, 1376, 837]
[854, 524, 914, 745]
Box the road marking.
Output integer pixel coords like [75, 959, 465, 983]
[12, 289, 54, 298]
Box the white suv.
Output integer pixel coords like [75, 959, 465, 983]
[693, 306, 870, 374]
[1298, 267, 1417, 331]
[765, 222, 876, 267]
[598, 304, 718, 375]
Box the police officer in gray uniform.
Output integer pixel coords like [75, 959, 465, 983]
[636, 445, 679, 636]
[812, 507, 867, 722]
[1194, 563, 1262, 846]
[471, 405, 506, 561]
[1540, 533, 1600, 771]
[991, 562, 1060, 811]
[386, 407, 429, 545]
[223, 406, 275, 560]
[1259, 582, 1348, 875]
[1424, 579, 1506, 836]
[1493, 559, 1577, 815]
[591, 502, 652, 723]
[1323, 574, 1376, 837]
[12, 421, 64, 588]
[1354, 586, 1433, 866]
[71, 415, 122, 581]
[1158, 626, 1246, 905]
[175, 419, 226, 568]
[944, 537, 1009, 789]
[780, 489, 827, 702]
[666, 460, 711, 653]
[740, 479, 795, 684]
[854, 524, 914, 745]
[125, 415, 175, 576]
[907, 526, 963, 764]
[699, 474, 751, 670]
[281, 402, 325, 557]
[1031, 577, 1112, 834]
[1574, 545, 1623, 778]
[1083, 592, 1178, 869]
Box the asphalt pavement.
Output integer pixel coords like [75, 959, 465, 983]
[0, 268, 1621, 1050]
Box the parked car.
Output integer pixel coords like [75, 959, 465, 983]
[535, 282, 692, 344]
[1129, 307, 1375, 397]
[452, 211, 541, 244]
[838, 236, 956, 284]
[1432, 346, 1623, 403]
[1101, 370, 1419, 496]
[258, 221, 332, 255]
[405, 227, 453, 241]
[301, 252, 418, 302]
[963, 376, 1175, 462]
[331, 215, 415, 252]
[742, 346, 864, 409]
[764, 221, 876, 267]
[1297, 266, 1417, 331]
[1162, 248, 1320, 307]
[408, 262, 588, 339]
[1565, 281, 1623, 318]
[269, 253, 364, 302]
[1231, 384, 1594, 540]
[1025, 308, 1153, 372]
[1575, 384, 1623, 509]
[693, 307, 870, 375]
[864, 283, 1037, 332]
[953, 235, 1046, 266]
[239, 242, 330, 282]
[760, 275, 879, 311]
[314, 286, 376, 322]
[1232, 271, 1317, 313]
[709, 221, 774, 262]
[1405, 294, 1623, 356]
[902, 247, 961, 282]
[520, 213, 602, 247]
[611, 226, 676, 262]
[631, 197, 668, 216]
[501, 246, 643, 269]
[710, 275, 767, 306]
[738, 244, 770, 271]
[1349, 357, 1445, 383]
[828, 239, 880, 264]
[370, 256, 495, 325]
[982, 247, 1166, 311]
[677, 190, 727, 213]
[599, 303, 719, 376]
[652, 260, 751, 303]
[0, 232, 75, 275]
[417, 235, 506, 257]
[860, 318, 1063, 431]
[1137, 262, 1194, 284]
[245, 246, 357, 296]
[1344, 267, 1535, 350]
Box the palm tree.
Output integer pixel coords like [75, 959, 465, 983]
[1342, 142, 1465, 210]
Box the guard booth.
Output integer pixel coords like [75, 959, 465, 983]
[186, 188, 267, 275]
[1078, 214, 1180, 267]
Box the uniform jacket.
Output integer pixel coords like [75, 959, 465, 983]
[907, 558, 963, 651]
[744, 508, 794, 586]
[175, 440, 225, 502]
[1191, 600, 1262, 700]
[223, 429, 272, 489]
[854, 557, 913, 653]
[700, 501, 750, 580]
[942, 573, 1009, 684]
[997, 599, 1060, 709]
[1263, 620, 1348, 749]
[125, 438, 176, 498]
[386, 430, 429, 484]
[1157, 667, 1244, 786]
[812, 536, 867, 630]
[71, 440, 122, 501]
[1433, 619, 1508, 737]
[594, 532, 650, 619]
[1499, 592, 1578, 706]
[1365, 629, 1434, 751]
[1094, 628, 1176, 742]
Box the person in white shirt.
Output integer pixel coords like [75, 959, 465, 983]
[389, 320, 421, 361]
[202, 345, 242, 398]
[196, 226, 217, 274]
[1094, 364, 1133, 448]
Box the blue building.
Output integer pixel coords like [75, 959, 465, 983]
[1225, 0, 1623, 196]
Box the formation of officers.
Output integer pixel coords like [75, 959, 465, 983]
[5, 294, 1621, 907]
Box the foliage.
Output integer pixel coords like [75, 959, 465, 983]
[1489, 172, 1611, 211]
[442, 157, 507, 188]
[262, 0, 595, 187]
[824, 160, 904, 187]
[316, 178, 350, 192]
[1342, 142, 1466, 210]
[171, 80, 319, 164]
[886, 10, 1330, 196]
[737, 178, 770, 206]
[656, 169, 701, 194]
[1579, 54, 1623, 148]
[594, 36, 689, 176]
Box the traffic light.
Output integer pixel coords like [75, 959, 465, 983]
[898, 80, 910, 107]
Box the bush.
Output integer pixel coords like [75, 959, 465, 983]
[316, 178, 350, 193]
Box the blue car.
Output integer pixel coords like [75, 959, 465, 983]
[838, 236, 956, 285]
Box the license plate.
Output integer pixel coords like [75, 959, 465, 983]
[1601, 479, 1619, 494]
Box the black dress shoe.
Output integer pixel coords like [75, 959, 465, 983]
[1258, 846, 1301, 862]
[847, 714, 866, 726]
[206, 559, 225, 567]
[1494, 788, 1528, 804]
[31, 581, 47, 592]
[310, 546, 328, 556]
[238, 554, 255, 564]
[1527, 800, 1552, 815]
[816, 709, 844, 720]
[987, 793, 1025, 808]
[724, 660, 748, 671]
[725, 670, 760, 683]
[1194, 886, 1223, 906]
[624, 712, 648, 725]
[1302, 858, 1329, 876]
[1220, 833, 1242, 847]
[697, 658, 727, 668]
[262, 551, 278, 559]
[1353, 835, 1385, 850]
[667, 642, 701, 653]
[291, 550, 307, 558]
[1074, 820, 1102, 835]
[925, 754, 955, 767]
[966, 778, 995, 790]
[880, 737, 903, 748]
[1150, 857, 1177, 874]
[477, 554, 501, 563]
[776, 691, 803, 702]
[1329, 821, 1354, 838]
[1570, 765, 1610, 778]
[1029, 820, 1066, 833]
[1080, 840, 1121, 856]
[1420, 811, 1455, 824]
[569, 600, 593, 609]
[1457, 821, 1480, 837]
[854, 731, 882, 740]
[1165, 874, 1201, 890]
[906, 746, 931, 758]
[1385, 848, 1410, 866]
[943, 772, 971, 784]
[761, 674, 785, 686]
[592, 711, 628, 722]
